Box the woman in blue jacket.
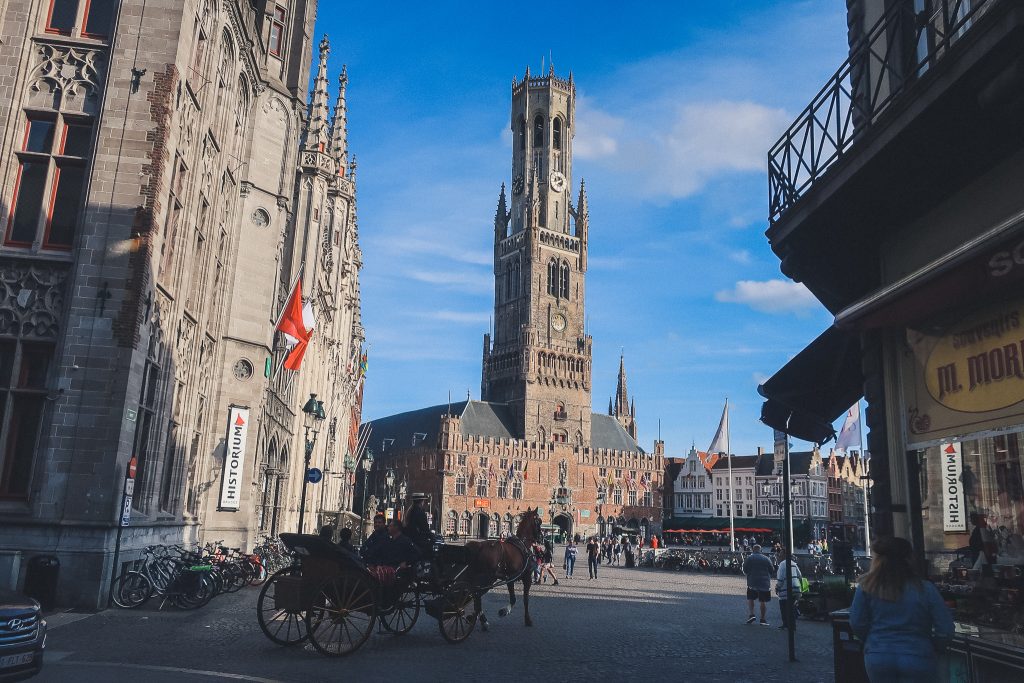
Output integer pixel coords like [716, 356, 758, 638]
[849, 536, 954, 682]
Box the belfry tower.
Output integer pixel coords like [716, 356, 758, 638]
[481, 67, 592, 446]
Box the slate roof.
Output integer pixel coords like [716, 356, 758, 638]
[364, 400, 644, 456]
[754, 450, 815, 476]
[710, 454, 762, 471]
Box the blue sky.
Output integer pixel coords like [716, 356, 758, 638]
[316, 1, 851, 456]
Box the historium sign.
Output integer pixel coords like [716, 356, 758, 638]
[902, 299, 1024, 447]
[940, 442, 968, 533]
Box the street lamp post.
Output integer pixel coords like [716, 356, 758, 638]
[385, 467, 396, 518]
[359, 451, 374, 542]
[298, 393, 326, 534]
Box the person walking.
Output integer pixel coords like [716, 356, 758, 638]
[586, 537, 600, 579]
[564, 541, 577, 578]
[850, 537, 954, 682]
[539, 542, 559, 585]
[742, 544, 775, 626]
[775, 549, 803, 630]
[613, 539, 622, 566]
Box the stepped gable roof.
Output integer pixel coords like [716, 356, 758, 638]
[753, 450, 817, 477]
[710, 454, 760, 471]
[365, 401, 645, 454]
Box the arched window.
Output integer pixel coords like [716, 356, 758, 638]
[533, 115, 545, 147]
[553, 118, 562, 150]
[512, 260, 521, 297]
[518, 116, 526, 150]
[547, 258, 558, 296]
[559, 261, 570, 298]
[455, 472, 467, 496]
[505, 262, 512, 300]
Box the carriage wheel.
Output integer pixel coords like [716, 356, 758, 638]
[437, 583, 476, 644]
[380, 587, 419, 635]
[257, 566, 308, 645]
[307, 572, 377, 656]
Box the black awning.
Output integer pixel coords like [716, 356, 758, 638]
[757, 325, 863, 444]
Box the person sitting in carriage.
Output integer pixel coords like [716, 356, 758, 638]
[360, 514, 388, 560]
[364, 519, 422, 594]
[404, 493, 435, 556]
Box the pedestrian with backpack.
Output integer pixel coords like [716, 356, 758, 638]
[776, 549, 804, 630]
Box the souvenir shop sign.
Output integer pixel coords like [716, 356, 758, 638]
[902, 298, 1024, 447]
[940, 442, 968, 533]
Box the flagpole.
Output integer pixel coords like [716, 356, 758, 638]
[726, 398, 735, 553]
[858, 400, 871, 555]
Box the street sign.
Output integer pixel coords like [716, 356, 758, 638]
[307, 467, 323, 484]
[124, 478, 135, 496]
[120, 496, 132, 527]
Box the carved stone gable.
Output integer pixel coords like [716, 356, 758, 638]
[0, 261, 69, 339]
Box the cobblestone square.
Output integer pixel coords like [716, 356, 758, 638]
[39, 566, 835, 682]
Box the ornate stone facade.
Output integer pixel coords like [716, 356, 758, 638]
[0, 0, 363, 607]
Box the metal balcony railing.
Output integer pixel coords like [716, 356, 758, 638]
[768, 0, 992, 224]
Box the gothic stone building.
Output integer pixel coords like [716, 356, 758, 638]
[365, 68, 663, 541]
[0, 0, 364, 608]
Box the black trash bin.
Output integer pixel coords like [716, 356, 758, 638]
[24, 555, 60, 610]
[830, 609, 869, 683]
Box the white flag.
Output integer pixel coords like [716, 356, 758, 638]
[301, 301, 316, 334]
[835, 402, 861, 452]
[708, 399, 729, 455]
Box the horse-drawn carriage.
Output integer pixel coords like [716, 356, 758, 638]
[256, 510, 542, 656]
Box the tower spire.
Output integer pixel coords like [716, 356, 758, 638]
[306, 35, 331, 153]
[615, 353, 629, 417]
[494, 183, 508, 238]
[329, 66, 348, 172]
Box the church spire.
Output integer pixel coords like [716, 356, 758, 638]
[306, 35, 331, 153]
[494, 183, 508, 238]
[329, 66, 348, 173]
[615, 353, 629, 417]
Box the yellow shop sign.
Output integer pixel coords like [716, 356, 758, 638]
[926, 301, 1024, 413]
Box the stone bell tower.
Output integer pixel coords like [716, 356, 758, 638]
[481, 67, 592, 446]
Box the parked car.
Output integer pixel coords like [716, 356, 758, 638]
[0, 589, 45, 681]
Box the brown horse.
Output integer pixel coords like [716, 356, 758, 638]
[463, 507, 541, 630]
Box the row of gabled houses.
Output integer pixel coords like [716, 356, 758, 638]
[663, 443, 869, 545]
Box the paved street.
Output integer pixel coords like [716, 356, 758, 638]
[39, 566, 835, 683]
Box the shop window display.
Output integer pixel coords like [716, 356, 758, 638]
[919, 428, 1024, 638]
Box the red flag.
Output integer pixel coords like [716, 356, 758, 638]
[523, 462, 528, 481]
[276, 278, 309, 345]
[283, 339, 309, 370]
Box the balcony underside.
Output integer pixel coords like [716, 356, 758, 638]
[767, 1, 1024, 316]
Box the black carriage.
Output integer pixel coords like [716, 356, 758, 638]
[256, 533, 484, 655]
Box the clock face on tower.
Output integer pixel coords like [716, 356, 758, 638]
[512, 175, 524, 195]
[549, 171, 566, 193]
[551, 312, 567, 332]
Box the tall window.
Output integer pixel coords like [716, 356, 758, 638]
[628, 489, 637, 506]
[131, 353, 161, 511]
[8, 117, 91, 249]
[511, 477, 523, 499]
[547, 258, 558, 296]
[455, 472, 466, 496]
[533, 115, 545, 147]
[476, 476, 488, 498]
[613, 486, 622, 505]
[268, 5, 286, 56]
[445, 511, 456, 536]
[518, 116, 526, 150]
[0, 342, 52, 498]
[497, 477, 507, 499]
[46, 0, 116, 37]
[559, 261, 569, 298]
[552, 118, 562, 150]
[458, 513, 469, 536]
[512, 260, 520, 297]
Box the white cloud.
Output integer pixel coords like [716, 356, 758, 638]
[728, 249, 752, 264]
[382, 234, 491, 266]
[576, 98, 790, 200]
[419, 310, 491, 324]
[406, 269, 492, 293]
[715, 279, 819, 314]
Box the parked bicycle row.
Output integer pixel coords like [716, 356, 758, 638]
[110, 538, 289, 610]
[640, 547, 864, 578]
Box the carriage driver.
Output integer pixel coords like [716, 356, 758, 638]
[404, 493, 434, 555]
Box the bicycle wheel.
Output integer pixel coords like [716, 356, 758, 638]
[172, 572, 215, 610]
[306, 572, 377, 656]
[248, 559, 268, 586]
[437, 582, 476, 644]
[380, 587, 419, 635]
[257, 566, 308, 646]
[112, 571, 152, 609]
